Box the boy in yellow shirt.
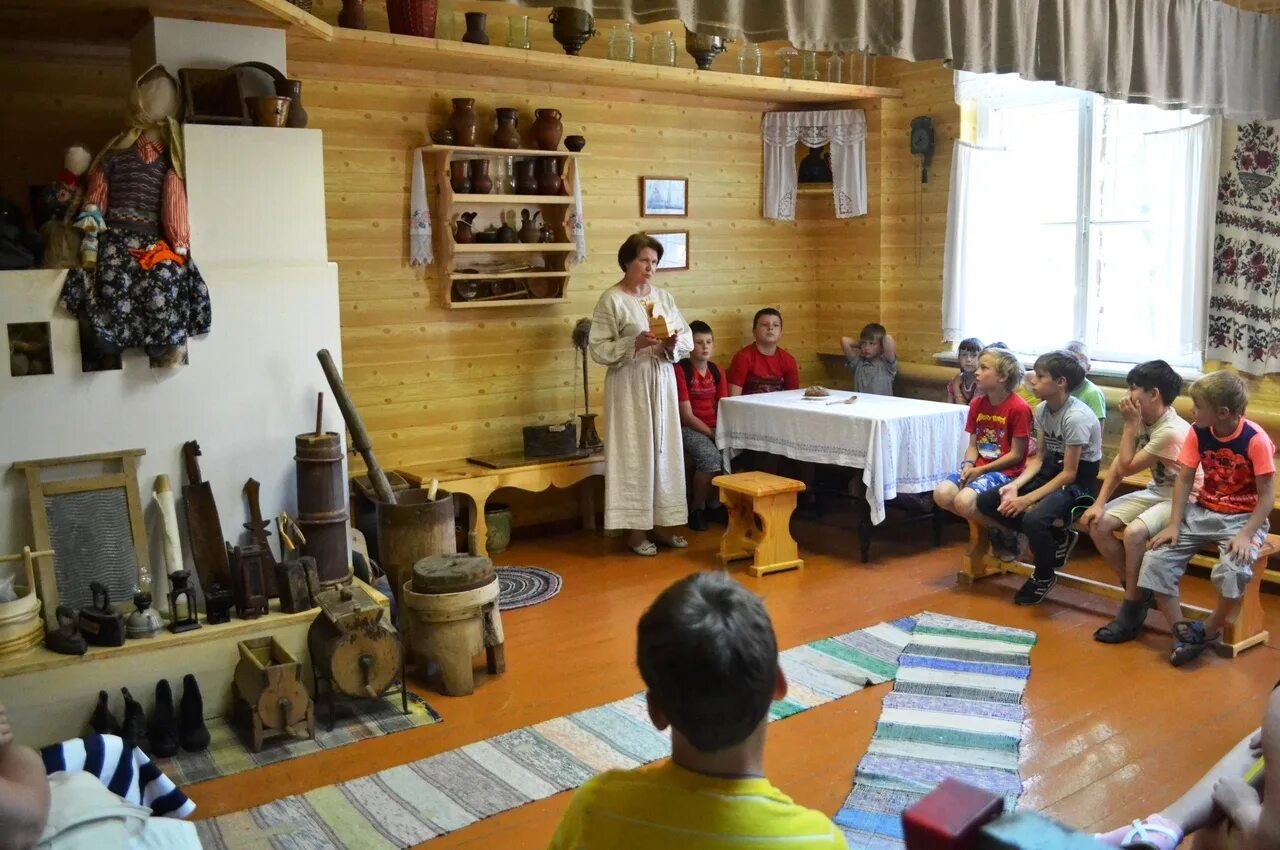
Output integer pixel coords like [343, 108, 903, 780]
[547, 571, 846, 850]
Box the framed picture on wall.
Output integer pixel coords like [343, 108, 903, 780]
[652, 231, 689, 271]
[640, 177, 688, 217]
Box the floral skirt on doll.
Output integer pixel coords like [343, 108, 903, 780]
[59, 228, 211, 357]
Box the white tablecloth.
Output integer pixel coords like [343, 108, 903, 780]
[715, 390, 968, 525]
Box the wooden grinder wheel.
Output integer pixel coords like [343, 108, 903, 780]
[309, 585, 401, 700]
[256, 673, 309, 730]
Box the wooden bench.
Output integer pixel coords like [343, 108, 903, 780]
[402, 454, 605, 557]
[713, 472, 805, 577]
[960, 520, 1276, 655]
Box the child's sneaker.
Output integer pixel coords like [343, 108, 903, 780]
[989, 528, 1020, 562]
[1095, 813, 1183, 849]
[1013, 575, 1057, 605]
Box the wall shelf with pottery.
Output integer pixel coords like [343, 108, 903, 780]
[419, 142, 583, 309]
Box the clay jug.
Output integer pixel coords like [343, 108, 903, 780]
[495, 213, 518, 243]
[514, 159, 538, 195]
[493, 108, 520, 149]
[338, 0, 367, 29]
[461, 11, 489, 44]
[448, 98, 478, 147]
[454, 212, 476, 243]
[531, 109, 563, 151]
[449, 160, 470, 193]
[387, 0, 437, 37]
[537, 157, 563, 195]
[518, 209, 542, 243]
[548, 6, 595, 55]
[469, 159, 493, 194]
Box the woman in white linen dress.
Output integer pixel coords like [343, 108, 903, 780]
[589, 233, 693, 556]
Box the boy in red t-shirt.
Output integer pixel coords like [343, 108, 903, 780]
[1139, 370, 1276, 667]
[726, 308, 800, 396]
[933, 346, 1032, 532]
[675, 321, 728, 531]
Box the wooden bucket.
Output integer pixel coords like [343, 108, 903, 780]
[375, 489, 456, 605]
[295, 432, 350, 586]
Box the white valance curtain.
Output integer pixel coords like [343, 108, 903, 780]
[510, 0, 1280, 120]
[761, 109, 866, 220]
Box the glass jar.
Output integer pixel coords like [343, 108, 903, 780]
[436, 0, 456, 40]
[826, 51, 844, 84]
[649, 30, 676, 66]
[608, 22, 636, 61]
[506, 15, 530, 49]
[776, 46, 798, 79]
[801, 50, 819, 81]
[736, 41, 762, 75]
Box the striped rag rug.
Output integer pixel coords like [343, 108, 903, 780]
[835, 612, 1036, 849]
[196, 617, 915, 849]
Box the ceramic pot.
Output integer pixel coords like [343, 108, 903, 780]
[514, 159, 538, 195]
[518, 208, 542, 243]
[537, 157, 563, 195]
[247, 95, 291, 127]
[469, 159, 493, 194]
[274, 79, 308, 128]
[484, 504, 512, 554]
[449, 160, 471, 193]
[338, 0, 367, 28]
[531, 108, 563, 151]
[461, 11, 489, 44]
[387, 0, 437, 37]
[454, 217, 475, 243]
[495, 216, 518, 243]
[448, 98, 478, 146]
[548, 7, 595, 55]
[564, 134, 586, 152]
[493, 108, 520, 149]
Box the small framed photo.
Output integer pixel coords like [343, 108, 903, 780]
[651, 231, 689, 271]
[641, 177, 688, 217]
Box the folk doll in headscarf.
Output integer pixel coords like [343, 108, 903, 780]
[60, 65, 211, 369]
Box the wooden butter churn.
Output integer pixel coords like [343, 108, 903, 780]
[295, 395, 351, 586]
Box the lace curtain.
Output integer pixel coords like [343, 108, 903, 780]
[762, 109, 866, 221]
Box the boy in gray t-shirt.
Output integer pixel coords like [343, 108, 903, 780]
[839, 322, 896, 395]
[976, 350, 1103, 605]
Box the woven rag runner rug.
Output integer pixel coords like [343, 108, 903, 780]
[835, 612, 1036, 849]
[156, 692, 441, 786]
[195, 613, 1031, 849]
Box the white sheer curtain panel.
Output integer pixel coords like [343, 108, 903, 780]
[1142, 118, 1217, 359]
[761, 109, 866, 221]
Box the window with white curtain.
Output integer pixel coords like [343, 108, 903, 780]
[942, 73, 1218, 368]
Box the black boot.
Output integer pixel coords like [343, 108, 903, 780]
[149, 680, 180, 758]
[120, 688, 149, 752]
[90, 690, 122, 736]
[179, 674, 210, 752]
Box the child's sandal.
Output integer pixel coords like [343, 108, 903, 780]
[1095, 813, 1184, 850]
[1169, 620, 1221, 667]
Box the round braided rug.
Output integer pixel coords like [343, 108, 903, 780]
[496, 567, 563, 610]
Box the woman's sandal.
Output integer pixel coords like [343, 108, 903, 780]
[630, 540, 658, 557]
[651, 534, 688, 549]
[1169, 620, 1221, 667]
[1095, 813, 1184, 850]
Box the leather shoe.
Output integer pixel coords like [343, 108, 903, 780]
[179, 673, 210, 752]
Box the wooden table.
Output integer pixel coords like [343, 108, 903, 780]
[405, 453, 605, 557]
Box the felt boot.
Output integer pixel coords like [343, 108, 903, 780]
[120, 687, 149, 752]
[90, 690, 121, 736]
[179, 674, 210, 752]
[149, 679, 180, 758]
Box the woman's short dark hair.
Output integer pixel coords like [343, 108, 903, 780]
[618, 233, 664, 271]
[637, 572, 778, 753]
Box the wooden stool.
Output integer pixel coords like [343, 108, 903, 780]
[712, 471, 805, 577]
[401, 554, 505, 696]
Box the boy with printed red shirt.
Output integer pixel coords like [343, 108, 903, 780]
[675, 321, 728, 531]
[1139, 370, 1277, 667]
[726, 308, 799, 396]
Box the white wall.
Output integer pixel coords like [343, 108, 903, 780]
[130, 18, 287, 81]
[0, 126, 342, 589]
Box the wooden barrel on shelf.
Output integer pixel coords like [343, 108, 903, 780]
[295, 432, 351, 586]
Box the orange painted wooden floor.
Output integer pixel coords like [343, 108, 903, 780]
[189, 516, 1280, 848]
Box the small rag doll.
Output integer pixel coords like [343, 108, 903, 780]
[38, 143, 92, 269]
[60, 64, 212, 369]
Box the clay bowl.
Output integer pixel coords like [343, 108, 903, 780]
[564, 135, 586, 152]
[430, 129, 456, 145]
[527, 278, 562, 299]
